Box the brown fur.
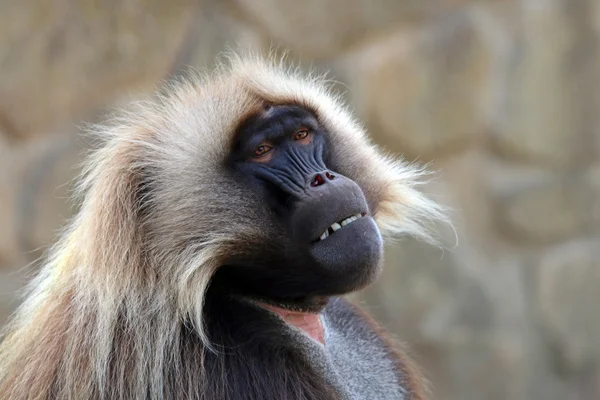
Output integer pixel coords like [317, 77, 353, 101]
[0, 53, 447, 399]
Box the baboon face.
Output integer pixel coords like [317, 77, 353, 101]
[223, 104, 383, 302]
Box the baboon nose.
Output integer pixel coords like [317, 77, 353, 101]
[310, 171, 335, 187]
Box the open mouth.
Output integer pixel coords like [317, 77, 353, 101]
[316, 212, 367, 242]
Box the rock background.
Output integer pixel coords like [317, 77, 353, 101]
[1, 0, 599, 399]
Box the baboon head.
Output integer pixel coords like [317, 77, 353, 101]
[74, 54, 445, 329]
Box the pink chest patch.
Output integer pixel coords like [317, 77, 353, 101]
[260, 303, 325, 345]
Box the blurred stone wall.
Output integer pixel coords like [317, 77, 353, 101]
[1, 0, 599, 399]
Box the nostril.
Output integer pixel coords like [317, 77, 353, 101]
[311, 173, 326, 187]
[325, 171, 335, 180]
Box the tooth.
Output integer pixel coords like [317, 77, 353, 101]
[350, 216, 357, 222]
[331, 222, 341, 231]
[341, 219, 350, 226]
[355, 213, 361, 218]
[320, 231, 329, 240]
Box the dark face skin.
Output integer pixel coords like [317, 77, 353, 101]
[216, 105, 383, 310]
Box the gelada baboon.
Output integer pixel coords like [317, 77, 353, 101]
[0, 54, 447, 399]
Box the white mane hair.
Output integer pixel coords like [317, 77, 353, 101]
[0, 53, 447, 399]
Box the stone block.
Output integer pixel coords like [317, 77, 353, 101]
[536, 240, 600, 371]
[0, 131, 83, 268]
[232, 0, 477, 58]
[490, 0, 599, 165]
[0, 0, 197, 138]
[496, 168, 600, 243]
[354, 12, 490, 159]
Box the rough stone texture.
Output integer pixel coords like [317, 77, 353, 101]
[496, 169, 600, 243]
[1, 0, 600, 399]
[490, 0, 599, 165]
[0, 146, 19, 268]
[536, 240, 600, 370]
[0, 131, 84, 267]
[0, 0, 197, 139]
[231, 0, 477, 59]
[351, 11, 490, 159]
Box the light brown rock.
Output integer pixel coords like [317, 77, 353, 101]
[231, 0, 476, 58]
[358, 13, 490, 159]
[0, 131, 83, 268]
[496, 169, 600, 243]
[536, 240, 600, 370]
[491, 1, 598, 165]
[0, 145, 19, 268]
[0, 0, 197, 139]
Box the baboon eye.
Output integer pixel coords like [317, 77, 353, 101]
[293, 129, 309, 141]
[254, 144, 272, 157]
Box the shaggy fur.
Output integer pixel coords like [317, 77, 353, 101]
[0, 53, 446, 399]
